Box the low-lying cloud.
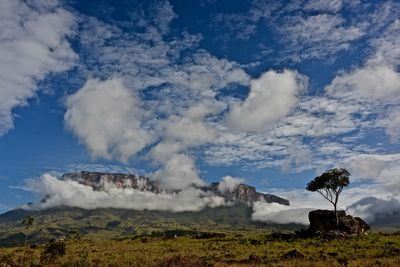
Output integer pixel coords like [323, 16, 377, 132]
[24, 173, 225, 212]
[20, 173, 400, 227]
[347, 196, 400, 224]
[252, 184, 400, 225]
[252, 201, 312, 225]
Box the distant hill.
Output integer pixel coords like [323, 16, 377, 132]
[0, 204, 302, 246]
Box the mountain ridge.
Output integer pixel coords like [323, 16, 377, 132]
[61, 171, 290, 206]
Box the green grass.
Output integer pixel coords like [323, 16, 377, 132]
[1, 206, 399, 266]
[0, 231, 399, 266]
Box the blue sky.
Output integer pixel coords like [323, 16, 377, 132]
[0, 0, 400, 215]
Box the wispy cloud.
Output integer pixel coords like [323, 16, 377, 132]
[0, 0, 77, 135]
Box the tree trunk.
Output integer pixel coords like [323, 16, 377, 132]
[24, 232, 28, 248]
[334, 204, 339, 227]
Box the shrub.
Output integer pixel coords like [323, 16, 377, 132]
[40, 239, 67, 264]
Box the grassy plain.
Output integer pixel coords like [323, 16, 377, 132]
[0, 230, 399, 266]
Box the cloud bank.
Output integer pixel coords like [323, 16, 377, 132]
[21, 171, 400, 226]
[347, 197, 400, 224]
[252, 201, 312, 225]
[24, 173, 225, 212]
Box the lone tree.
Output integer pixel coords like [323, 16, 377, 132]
[22, 215, 34, 248]
[306, 168, 350, 226]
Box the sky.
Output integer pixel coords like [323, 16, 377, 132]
[0, 0, 399, 222]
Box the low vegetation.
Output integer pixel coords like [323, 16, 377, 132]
[0, 230, 399, 266]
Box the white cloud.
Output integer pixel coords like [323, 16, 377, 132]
[153, 153, 205, 190]
[273, 96, 360, 138]
[344, 153, 400, 195]
[3, 0, 397, 207]
[24, 173, 225, 212]
[252, 201, 312, 225]
[148, 103, 220, 190]
[253, 182, 400, 225]
[65, 78, 154, 162]
[218, 176, 245, 192]
[347, 196, 400, 224]
[326, 64, 400, 101]
[346, 155, 390, 180]
[72, 3, 251, 194]
[378, 109, 400, 142]
[164, 104, 217, 147]
[250, 2, 365, 61]
[227, 70, 306, 132]
[0, 0, 76, 135]
[303, 0, 343, 13]
[279, 14, 363, 51]
[149, 141, 184, 164]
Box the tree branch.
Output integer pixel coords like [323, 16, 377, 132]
[316, 190, 334, 205]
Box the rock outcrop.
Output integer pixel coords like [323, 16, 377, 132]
[62, 171, 290, 206]
[200, 182, 290, 206]
[62, 171, 162, 193]
[308, 209, 370, 236]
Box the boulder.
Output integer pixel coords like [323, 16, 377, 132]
[248, 253, 262, 264]
[282, 249, 305, 260]
[308, 210, 370, 236]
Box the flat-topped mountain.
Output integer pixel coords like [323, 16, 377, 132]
[62, 171, 290, 206]
[200, 182, 289, 205]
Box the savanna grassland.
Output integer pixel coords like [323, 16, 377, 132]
[0, 230, 399, 267]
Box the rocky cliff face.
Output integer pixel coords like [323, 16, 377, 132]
[62, 171, 290, 206]
[199, 182, 290, 206]
[62, 171, 162, 193]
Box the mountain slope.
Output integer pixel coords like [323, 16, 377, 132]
[0, 204, 298, 246]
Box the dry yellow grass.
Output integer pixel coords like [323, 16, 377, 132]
[0, 232, 399, 266]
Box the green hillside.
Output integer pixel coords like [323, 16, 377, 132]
[0, 204, 302, 246]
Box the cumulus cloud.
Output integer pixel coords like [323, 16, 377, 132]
[345, 155, 390, 180]
[326, 64, 400, 101]
[24, 173, 225, 212]
[0, 0, 76, 135]
[324, 12, 400, 142]
[344, 153, 400, 195]
[65, 78, 154, 162]
[227, 70, 306, 132]
[67, 2, 251, 192]
[4, 0, 399, 212]
[164, 104, 217, 147]
[218, 176, 245, 192]
[152, 154, 205, 190]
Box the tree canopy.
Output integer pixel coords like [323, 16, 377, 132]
[306, 168, 350, 226]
